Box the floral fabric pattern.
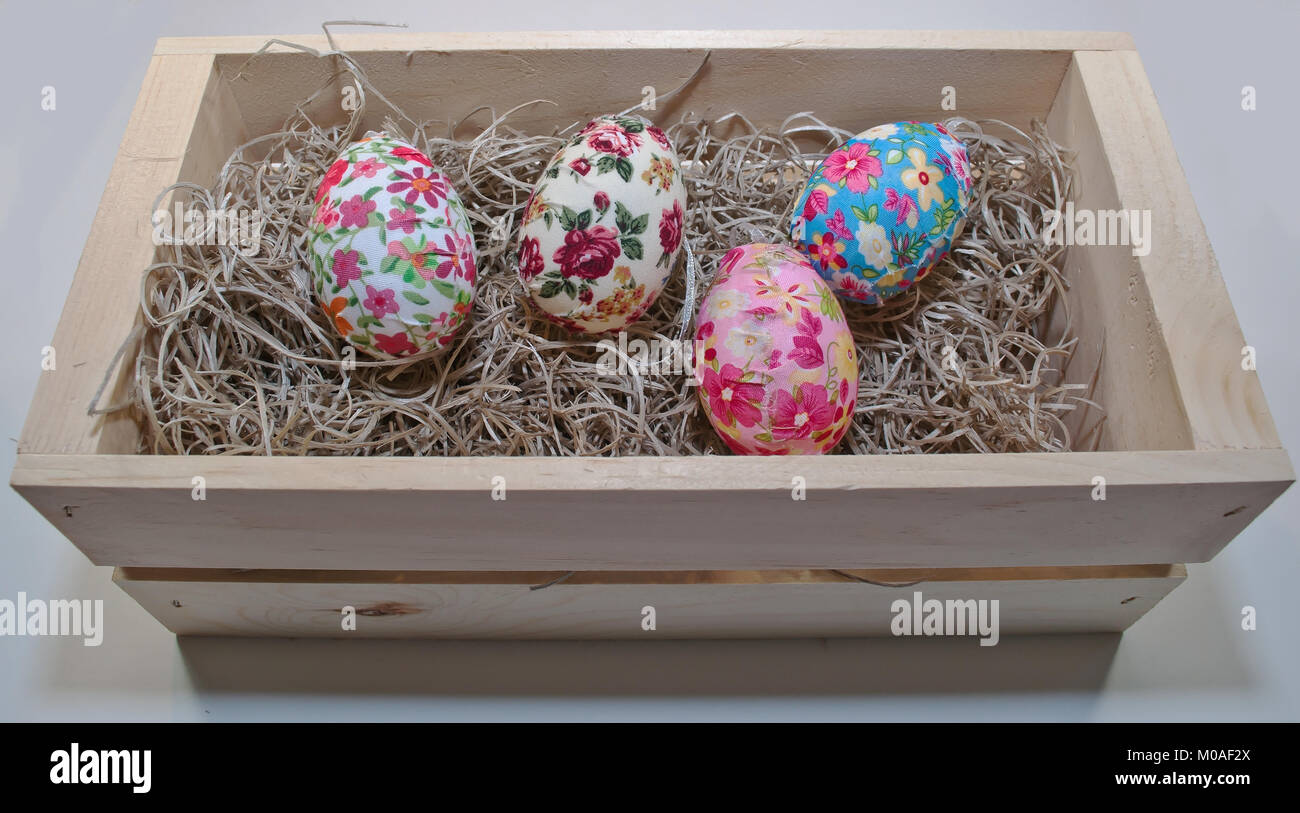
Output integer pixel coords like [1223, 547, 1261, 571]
[517, 115, 688, 334]
[790, 121, 970, 305]
[694, 244, 858, 455]
[307, 134, 476, 359]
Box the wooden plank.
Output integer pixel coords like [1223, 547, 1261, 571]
[1065, 50, 1280, 451]
[13, 451, 1291, 570]
[153, 30, 1138, 56]
[18, 54, 249, 456]
[115, 563, 1185, 585]
[112, 563, 1185, 638]
[209, 34, 1087, 142]
[1045, 56, 1192, 451]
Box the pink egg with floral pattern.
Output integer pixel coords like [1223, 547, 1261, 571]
[694, 244, 858, 455]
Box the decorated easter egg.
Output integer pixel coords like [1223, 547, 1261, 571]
[307, 134, 476, 359]
[694, 244, 858, 455]
[790, 121, 971, 305]
[517, 115, 687, 333]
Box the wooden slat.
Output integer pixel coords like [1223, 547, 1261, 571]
[152, 30, 1138, 56]
[113, 563, 1185, 638]
[1045, 56, 1191, 451]
[208, 34, 1091, 143]
[115, 563, 1186, 585]
[18, 53, 249, 456]
[1064, 50, 1280, 451]
[13, 451, 1291, 571]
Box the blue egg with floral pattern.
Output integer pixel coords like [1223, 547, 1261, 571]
[790, 121, 971, 304]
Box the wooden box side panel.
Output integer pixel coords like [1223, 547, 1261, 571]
[113, 563, 1185, 638]
[13, 451, 1292, 571]
[1044, 55, 1190, 452]
[19, 54, 251, 457]
[158, 30, 1137, 57]
[1055, 50, 1280, 452]
[212, 39, 1080, 144]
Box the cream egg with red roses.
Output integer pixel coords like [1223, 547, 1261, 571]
[517, 115, 688, 334]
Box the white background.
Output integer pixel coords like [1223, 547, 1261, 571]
[1, 0, 1296, 721]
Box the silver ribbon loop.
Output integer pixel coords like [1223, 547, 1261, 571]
[676, 239, 700, 342]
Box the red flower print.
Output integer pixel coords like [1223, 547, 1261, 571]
[822, 142, 883, 193]
[518, 235, 544, 281]
[391, 145, 433, 167]
[373, 331, 418, 357]
[331, 249, 361, 286]
[771, 383, 834, 441]
[883, 187, 919, 226]
[702, 363, 765, 428]
[802, 188, 830, 220]
[387, 167, 448, 207]
[838, 276, 875, 301]
[315, 159, 348, 203]
[811, 232, 847, 272]
[790, 308, 825, 369]
[586, 122, 641, 157]
[647, 125, 672, 151]
[659, 199, 684, 256]
[569, 157, 592, 175]
[338, 195, 376, 229]
[432, 232, 476, 281]
[697, 320, 715, 339]
[351, 157, 384, 179]
[363, 285, 399, 319]
[314, 198, 340, 228]
[825, 209, 854, 241]
[387, 206, 420, 234]
[719, 246, 745, 276]
[935, 145, 971, 191]
[579, 287, 594, 305]
[594, 191, 610, 211]
[553, 225, 621, 281]
[934, 122, 951, 136]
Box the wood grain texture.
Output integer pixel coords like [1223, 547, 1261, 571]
[1045, 57, 1191, 452]
[19, 54, 250, 456]
[113, 563, 1184, 639]
[13, 451, 1291, 570]
[153, 30, 1138, 56]
[1066, 50, 1280, 451]
[209, 34, 1086, 144]
[20, 54, 213, 456]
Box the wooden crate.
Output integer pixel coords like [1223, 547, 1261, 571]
[11, 31, 1292, 638]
